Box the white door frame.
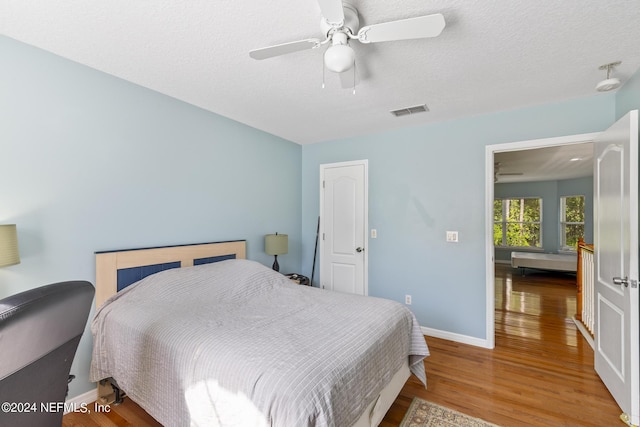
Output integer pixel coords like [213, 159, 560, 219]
[319, 159, 369, 295]
[484, 132, 601, 349]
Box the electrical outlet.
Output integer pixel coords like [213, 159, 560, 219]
[446, 231, 459, 242]
[405, 295, 412, 305]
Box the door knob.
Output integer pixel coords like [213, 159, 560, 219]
[613, 276, 629, 287]
[356, 247, 364, 253]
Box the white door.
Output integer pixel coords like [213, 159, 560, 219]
[319, 160, 368, 295]
[594, 110, 639, 426]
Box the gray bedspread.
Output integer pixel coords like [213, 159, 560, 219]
[90, 259, 429, 427]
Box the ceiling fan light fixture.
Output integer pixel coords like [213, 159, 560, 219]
[324, 43, 355, 73]
[249, 2, 446, 87]
[596, 77, 621, 92]
[596, 61, 622, 92]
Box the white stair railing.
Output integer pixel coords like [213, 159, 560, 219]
[581, 249, 595, 333]
[576, 238, 595, 336]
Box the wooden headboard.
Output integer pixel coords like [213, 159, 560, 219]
[95, 240, 246, 308]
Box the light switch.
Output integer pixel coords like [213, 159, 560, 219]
[371, 229, 377, 238]
[446, 231, 459, 242]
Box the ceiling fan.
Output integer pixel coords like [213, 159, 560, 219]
[494, 162, 523, 182]
[249, 0, 446, 86]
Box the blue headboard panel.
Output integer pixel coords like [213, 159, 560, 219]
[117, 262, 181, 292]
[115, 254, 239, 292]
[194, 254, 236, 266]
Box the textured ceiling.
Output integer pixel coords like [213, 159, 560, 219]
[2, 0, 640, 145]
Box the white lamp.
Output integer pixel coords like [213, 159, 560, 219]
[265, 233, 288, 272]
[0, 224, 20, 267]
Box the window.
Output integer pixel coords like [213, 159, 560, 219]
[560, 195, 585, 250]
[494, 197, 542, 248]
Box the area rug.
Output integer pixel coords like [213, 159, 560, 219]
[400, 398, 500, 427]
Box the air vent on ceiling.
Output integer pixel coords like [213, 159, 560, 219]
[390, 104, 429, 117]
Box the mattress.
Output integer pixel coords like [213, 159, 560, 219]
[90, 259, 429, 427]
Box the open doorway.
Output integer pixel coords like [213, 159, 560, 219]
[484, 132, 599, 348]
[493, 142, 594, 351]
[493, 143, 594, 265]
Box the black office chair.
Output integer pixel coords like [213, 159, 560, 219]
[0, 281, 94, 427]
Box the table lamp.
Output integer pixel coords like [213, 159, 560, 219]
[0, 224, 20, 267]
[265, 233, 287, 272]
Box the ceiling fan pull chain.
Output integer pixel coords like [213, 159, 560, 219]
[352, 62, 356, 95]
[322, 55, 326, 89]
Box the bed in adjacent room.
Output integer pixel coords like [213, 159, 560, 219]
[511, 251, 577, 275]
[90, 241, 429, 427]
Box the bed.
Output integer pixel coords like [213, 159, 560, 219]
[89, 241, 429, 427]
[510, 251, 577, 275]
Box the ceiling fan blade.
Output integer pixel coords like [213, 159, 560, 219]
[317, 0, 345, 26]
[357, 13, 445, 44]
[249, 39, 321, 60]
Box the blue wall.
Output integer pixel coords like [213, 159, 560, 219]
[616, 67, 640, 119]
[301, 95, 616, 341]
[494, 176, 593, 262]
[0, 36, 302, 398]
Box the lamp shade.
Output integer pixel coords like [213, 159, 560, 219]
[265, 234, 288, 255]
[0, 224, 20, 267]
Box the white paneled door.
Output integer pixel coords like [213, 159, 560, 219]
[594, 110, 639, 426]
[320, 160, 368, 295]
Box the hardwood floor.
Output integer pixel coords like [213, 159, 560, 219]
[64, 264, 620, 427]
[382, 264, 620, 427]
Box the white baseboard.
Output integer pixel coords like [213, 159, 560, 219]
[420, 326, 493, 349]
[64, 388, 97, 414]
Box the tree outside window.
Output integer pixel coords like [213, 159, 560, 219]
[560, 195, 585, 250]
[494, 198, 542, 247]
